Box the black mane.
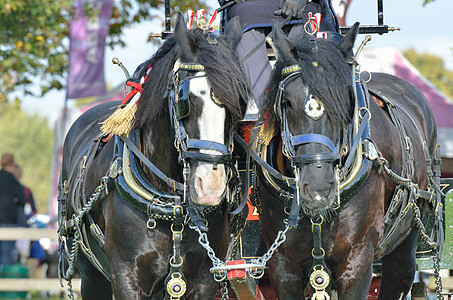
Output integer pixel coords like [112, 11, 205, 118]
[262, 36, 355, 129]
[134, 29, 252, 129]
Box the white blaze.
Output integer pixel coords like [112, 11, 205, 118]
[190, 74, 227, 205]
[190, 75, 226, 154]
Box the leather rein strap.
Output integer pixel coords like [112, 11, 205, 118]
[234, 131, 296, 185]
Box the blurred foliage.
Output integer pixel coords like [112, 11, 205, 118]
[403, 48, 453, 100]
[442, 189, 453, 269]
[0, 101, 54, 214]
[0, 0, 209, 101]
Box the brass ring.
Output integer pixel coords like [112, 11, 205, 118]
[171, 223, 184, 234]
[310, 215, 324, 225]
[147, 219, 156, 229]
[169, 256, 184, 267]
[304, 17, 318, 35]
[284, 206, 291, 215]
[360, 70, 372, 83]
[359, 107, 371, 121]
[340, 144, 348, 157]
[311, 248, 325, 258]
[196, 16, 209, 31]
[401, 202, 414, 214]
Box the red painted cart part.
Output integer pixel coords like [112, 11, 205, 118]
[227, 260, 265, 299]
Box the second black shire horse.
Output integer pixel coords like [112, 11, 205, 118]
[256, 22, 442, 299]
[58, 13, 252, 300]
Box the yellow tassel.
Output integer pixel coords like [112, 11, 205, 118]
[100, 104, 137, 136]
[259, 119, 276, 146]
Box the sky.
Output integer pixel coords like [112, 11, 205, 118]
[17, 0, 453, 126]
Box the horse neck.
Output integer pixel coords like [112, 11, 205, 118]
[139, 109, 182, 188]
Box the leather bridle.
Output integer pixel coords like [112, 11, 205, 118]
[274, 64, 341, 169]
[168, 62, 234, 168]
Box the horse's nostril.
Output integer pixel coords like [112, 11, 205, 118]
[302, 182, 308, 195]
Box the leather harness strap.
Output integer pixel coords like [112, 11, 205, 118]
[119, 135, 185, 192]
[343, 80, 371, 170]
[234, 132, 296, 184]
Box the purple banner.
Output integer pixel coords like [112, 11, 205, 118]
[67, 0, 113, 99]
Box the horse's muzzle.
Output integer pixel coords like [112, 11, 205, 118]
[191, 162, 227, 206]
[299, 162, 338, 210]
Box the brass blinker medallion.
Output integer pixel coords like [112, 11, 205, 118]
[166, 272, 187, 299]
[310, 266, 330, 300]
[304, 94, 325, 120]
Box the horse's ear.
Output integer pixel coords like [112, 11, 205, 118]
[174, 12, 197, 60]
[224, 16, 242, 49]
[271, 20, 297, 65]
[339, 22, 360, 53]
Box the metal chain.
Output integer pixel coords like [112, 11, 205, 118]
[413, 203, 443, 299]
[64, 227, 79, 300]
[190, 225, 228, 282]
[432, 252, 443, 299]
[413, 204, 438, 250]
[191, 217, 292, 281]
[62, 176, 109, 299]
[381, 157, 413, 187]
[220, 281, 230, 300]
[250, 220, 292, 279]
[382, 155, 443, 298]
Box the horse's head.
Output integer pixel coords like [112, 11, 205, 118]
[141, 13, 250, 206]
[264, 21, 360, 217]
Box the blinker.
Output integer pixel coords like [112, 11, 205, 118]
[176, 79, 190, 120]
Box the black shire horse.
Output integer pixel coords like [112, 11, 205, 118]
[255, 22, 441, 299]
[58, 13, 251, 300]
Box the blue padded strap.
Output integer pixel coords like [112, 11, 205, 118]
[185, 139, 229, 155]
[291, 134, 338, 153]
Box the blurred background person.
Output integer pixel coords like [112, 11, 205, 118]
[12, 164, 37, 228]
[12, 164, 44, 265]
[0, 153, 27, 266]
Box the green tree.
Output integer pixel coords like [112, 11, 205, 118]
[0, 102, 54, 214]
[403, 48, 453, 100]
[0, 0, 209, 101]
